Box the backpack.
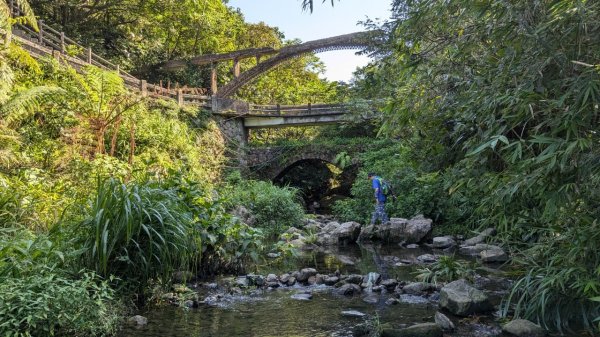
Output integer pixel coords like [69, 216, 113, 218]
[376, 177, 395, 199]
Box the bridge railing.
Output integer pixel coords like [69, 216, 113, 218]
[249, 103, 348, 115]
[7, 2, 210, 107]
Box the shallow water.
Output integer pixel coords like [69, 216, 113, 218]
[119, 244, 515, 337]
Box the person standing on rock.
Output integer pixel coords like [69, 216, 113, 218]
[368, 172, 389, 226]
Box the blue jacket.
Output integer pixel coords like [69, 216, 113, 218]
[372, 177, 386, 203]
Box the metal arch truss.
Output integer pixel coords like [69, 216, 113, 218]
[162, 31, 379, 97]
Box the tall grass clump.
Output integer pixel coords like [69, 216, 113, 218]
[76, 178, 198, 287]
[76, 176, 265, 286]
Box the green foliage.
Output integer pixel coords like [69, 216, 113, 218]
[77, 178, 198, 286]
[414, 255, 474, 285]
[333, 151, 351, 169]
[0, 229, 121, 336]
[0, 268, 120, 337]
[502, 219, 600, 333]
[225, 180, 305, 237]
[359, 0, 600, 333]
[332, 141, 447, 224]
[77, 176, 264, 286]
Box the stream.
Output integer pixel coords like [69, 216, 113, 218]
[120, 244, 515, 337]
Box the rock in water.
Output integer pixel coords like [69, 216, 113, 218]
[296, 268, 317, 283]
[290, 293, 313, 301]
[345, 274, 363, 284]
[459, 243, 502, 256]
[128, 315, 148, 326]
[381, 323, 442, 337]
[462, 227, 496, 246]
[434, 311, 455, 331]
[439, 279, 493, 316]
[480, 248, 509, 263]
[341, 310, 366, 318]
[362, 295, 379, 304]
[337, 283, 362, 296]
[502, 319, 546, 337]
[416, 254, 438, 263]
[359, 215, 432, 243]
[402, 282, 436, 295]
[432, 236, 456, 249]
[317, 221, 362, 245]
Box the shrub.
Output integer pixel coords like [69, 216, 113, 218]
[225, 180, 305, 237]
[0, 268, 121, 337]
[332, 142, 448, 225]
[502, 220, 600, 333]
[0, 230, 121, 337]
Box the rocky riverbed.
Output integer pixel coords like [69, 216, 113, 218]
[121, 216, 554, 337]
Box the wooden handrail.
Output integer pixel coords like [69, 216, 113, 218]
[8, 2, 209, 107]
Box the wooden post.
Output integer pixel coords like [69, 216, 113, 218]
[87, 48, 92, 64]
[37, 20, 43, 43]
[233, 58, 240, 78]
[256, 56, 261, 64]
[277, 104, 281, 115]
[60, 31, 65, 53]
[9, 0, 14, 16]
[177, 89, 184, 106]
[210, 64, 218, 95]
[116, 64, 120, 74]
[52, 50, 60, 59]
[140, 80, 147, 97]
[308, 102, 312, 113]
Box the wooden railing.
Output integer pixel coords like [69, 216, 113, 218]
[7, 1, 210, 107]
[249, 103, 348, 115]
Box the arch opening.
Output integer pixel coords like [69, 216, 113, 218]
[273, 159, 357, 214]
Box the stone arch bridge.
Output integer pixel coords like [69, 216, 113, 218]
[245, 143, 365, 180]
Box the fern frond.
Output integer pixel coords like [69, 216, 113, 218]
[0, 123, 21, 169]
[0, 60, 14, 103]
[0, 85, 65, 127]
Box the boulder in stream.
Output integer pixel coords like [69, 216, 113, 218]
[359, 215, 432, 244]
[502, 319, 546, 337]
[432, 236, 456, 249]
[480, 248, 509, 263]
[337, 283, 362, 296]
[317, 221, 362, 245]
[439, 279, 493, 316]
[402, 282, 436, 295]
[296, 268, 317, 283]
[434, 311, 455, 331]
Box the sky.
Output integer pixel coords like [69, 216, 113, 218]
[227, 0, 393, 82]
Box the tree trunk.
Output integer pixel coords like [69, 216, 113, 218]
[128, 122, 135, 165]
[109, 116, 122, 156]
